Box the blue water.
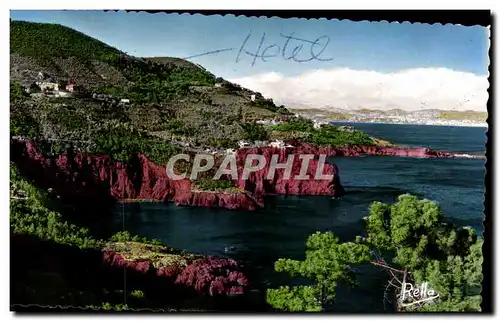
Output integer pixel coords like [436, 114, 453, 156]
[109, 123, 487, 312]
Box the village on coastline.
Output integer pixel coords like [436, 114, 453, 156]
[291, 108, 488, 128]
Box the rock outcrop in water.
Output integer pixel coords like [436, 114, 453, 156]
[10, 140, 263, 210]
[288, 142, 454, 158]
[10, 140, 344, 211]
[11, 233, 250, 309]
[103, 249, 249, 297]
[235, 146, 344, 198]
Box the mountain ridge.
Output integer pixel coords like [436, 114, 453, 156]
[10, 20, 293, 154]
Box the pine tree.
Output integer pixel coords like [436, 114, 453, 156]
[267, 194, 483, 312]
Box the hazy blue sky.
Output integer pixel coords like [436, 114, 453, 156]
[10, 10, 489, 79]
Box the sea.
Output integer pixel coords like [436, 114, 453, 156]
[103, 123, 487, 312]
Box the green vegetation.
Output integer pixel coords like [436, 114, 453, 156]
[10, 82, 29, 102]
[10, 163, 169, 250]
[99, 303, 130, 311]
[289, 108, 354, 120]
[91, 128, 181, 164]
[109, 231, 163, 246]
[194, 178, 243, 194]
[267, 233, 370, 312]
[272, 117, 316, 132]
[10, 163, 207, 310]
[438, 111, 487, 122]
[11, 20, 384, 153]
[357, 108, 378, 114]
[46, 105, 88, 132]
[207, 137, 239, 149]
[10, 110, 41, 138]
[130, 290, 145, 300]
[11, 20, 122, 65]
[241, 123, 269, 141]
[271, 117, 374, 146]
[10, 20, 292, 150]
[97, 53, 216, 104]
[310, 125, 374, 146]
[250, 97, 291, 114]
[10, 164, 102, 249]
[267, 194, 482, 312]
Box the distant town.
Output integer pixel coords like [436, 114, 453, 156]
[290, 108, 488, 128]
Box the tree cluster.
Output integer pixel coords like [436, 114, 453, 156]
[267, 194, 483, 312]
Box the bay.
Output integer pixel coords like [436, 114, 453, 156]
[107, 123, 487, 312]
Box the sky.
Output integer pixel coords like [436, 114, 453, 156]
[10, 10, 490, 111]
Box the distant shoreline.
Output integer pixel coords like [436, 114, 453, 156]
[328, 120, 488, 128]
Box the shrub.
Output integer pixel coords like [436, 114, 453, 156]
[241, 123, 269, 141]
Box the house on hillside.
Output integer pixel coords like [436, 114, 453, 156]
[66, 81, 86, 93]
[36, 80, 61, 92]
[256, 120, 270, 126]
[313, 120, 329, 129]
[269, 140, 286, 148]
[250, 94, 256, 102]
[120, 98, 130, 104]
[65, 83, 75, 92]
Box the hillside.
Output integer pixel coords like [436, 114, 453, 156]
[10, 20, 294, 158]
[438, 110, 488, 122]
[10, 20, 387, 182]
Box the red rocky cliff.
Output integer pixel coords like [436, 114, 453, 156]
[10, 139, 451, 211]
[291, 143, 454, 158]
[10, 140, 261, 210]
[235, 146, 345, 198]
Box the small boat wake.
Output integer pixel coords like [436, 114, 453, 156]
[451, 152, 485, 159]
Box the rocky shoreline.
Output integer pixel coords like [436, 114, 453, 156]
[11, 233, 251, 310]
[10, 139, 454, 212]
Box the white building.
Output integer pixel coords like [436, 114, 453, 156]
[214, 83, 223, 88]
[256, 120, 269, 125]
[238, 140, 250, 148]
[120, 98, 130, 104]
[256, 119, 281, 126]
[250, 94, 256, 102]
[269, 140, 286, 148]
[313, 120, 329, 129]
[36, 81, 60, 91]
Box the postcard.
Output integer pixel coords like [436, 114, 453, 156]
[9, 10, 488, 313]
